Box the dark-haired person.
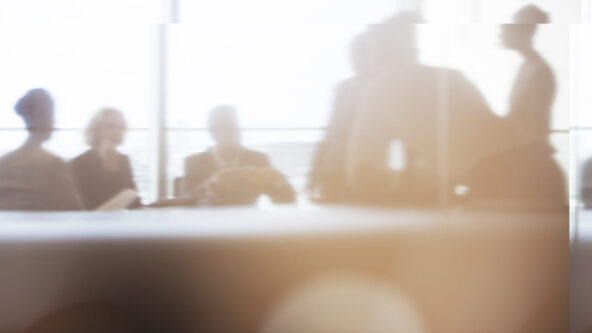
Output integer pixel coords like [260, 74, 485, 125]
[0, 89, 83, 211]
[70, 108, 140, 210]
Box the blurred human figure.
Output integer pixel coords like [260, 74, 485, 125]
[467, 5, 565, 207]
[0, 89, 82, 211]
[347, 13, 517, 205]
[70, 108, 140, 210]
[181, 105, 294, 205]
[501, 5, 554, 146]
[308, 32, 375, 202]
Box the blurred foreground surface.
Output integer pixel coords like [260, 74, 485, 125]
[0, 206, 567, 332]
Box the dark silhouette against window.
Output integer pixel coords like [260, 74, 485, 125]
[0, 89, 83, 211]
[502, 5, 555, 146]
[311, 11, 566, 208]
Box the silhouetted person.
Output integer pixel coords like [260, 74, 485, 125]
[467, 5, 565, 207]
[308, 32, 375, 202]
[346, 13, 517, 205]
[70, 108, 140, 210]
[0, 89, 83, 210]
[502, 5, 554, 146]
[181, 105, 295, 205]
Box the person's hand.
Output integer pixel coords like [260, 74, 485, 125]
[201, 167, 295, 205]
[205, 168, 261, 205]
[243, 167, 296, 203]
[242, 167, 288, 189]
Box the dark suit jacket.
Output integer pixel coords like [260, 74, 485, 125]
[182, 147, 269, 196]
[70, 149, 138, 210]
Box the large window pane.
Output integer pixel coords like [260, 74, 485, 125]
[169, 0, 402, 128]
[0, 24, 159, 129]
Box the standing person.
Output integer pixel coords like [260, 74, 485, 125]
[501, 5, 555, 146]
[70, 108, 140, 210]
[308, 32, 375, 202]
[347, 12, 517, 206]
[0, 88, 83, 211]
[466, 5, 566, 207]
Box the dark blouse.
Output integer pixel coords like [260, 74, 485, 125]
[70, 149, 137, 210]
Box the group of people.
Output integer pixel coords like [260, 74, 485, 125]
[309, 6, 565, 207]
[0, 5, 567, 211]
[0, 92, 295, 211]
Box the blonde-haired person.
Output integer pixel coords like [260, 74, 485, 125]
[70, 108, 140, 210]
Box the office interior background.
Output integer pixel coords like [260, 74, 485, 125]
[0, 0, 584, 204]
[1, 1, 588, 332]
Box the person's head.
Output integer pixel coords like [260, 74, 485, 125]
[208, 105, 240, 146]
[500, 5, 549, 51]
[14, 88, 54, 141]
[369, 12, 423, 67]
[85, 107, 128, 149]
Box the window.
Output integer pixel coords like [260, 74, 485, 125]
[0, 24, 159, 200]
[0, 0, 169, 23]
[0, 0, 574, 205]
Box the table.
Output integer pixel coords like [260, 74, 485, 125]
[0, 206, 568, 332]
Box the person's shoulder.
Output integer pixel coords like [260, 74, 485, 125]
[242, 148, 268, 158]
[532, 57, 555, 80]
[36, 148, 68, 169]
[116, 151, 131, 161]
[70, 149, 99, 171]
[0, 148, 18, 161]
[0, 149, 21, 168]
[185, 151, 211, 164]
[241, 148, 269, 163]
[71, 149, 95, 163]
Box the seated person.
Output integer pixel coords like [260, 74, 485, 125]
[0, 89, 83, 211]
[70, 108, 141, 210]
[180, 105, 295, 205]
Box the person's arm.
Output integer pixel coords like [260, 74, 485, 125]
[120, 154, 142, 208]
[121, 155, 137, 190]
[182, 157, 196, 196]
[251, 153, 295, 203]
[247, 167, 296, 204]
[197, 168, 261, 205]
[254, 152, 271, 168]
